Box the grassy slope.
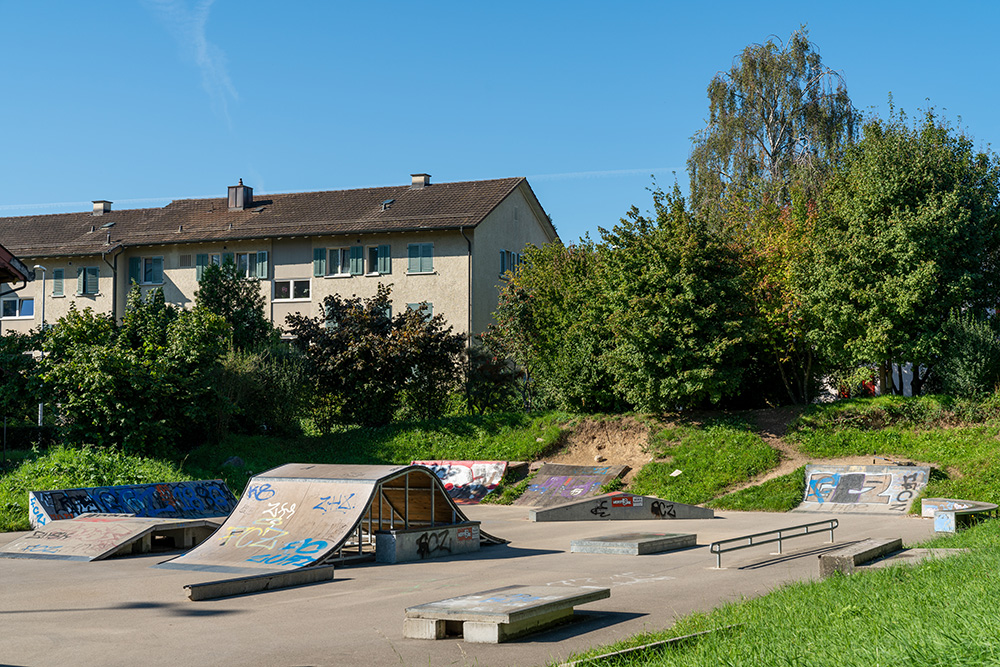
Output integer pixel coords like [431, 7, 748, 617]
[560, 519, 1000, 667]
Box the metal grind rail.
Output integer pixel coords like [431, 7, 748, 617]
[710, 519, 838, 568]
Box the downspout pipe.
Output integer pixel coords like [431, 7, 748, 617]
[102, 244, 125, 322]
[459, 226, 473, 347]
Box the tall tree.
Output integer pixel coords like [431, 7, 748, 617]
[600, 185, 752, 410]
[195, 260, 278, 351]
[805, 109, 1000, 395]
[688, 26, 857, 219]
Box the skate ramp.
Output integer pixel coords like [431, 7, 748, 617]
[156, 464, 502, 575]
[28, 480, 237, 528]
[797, 465, 930, 514]
[411, 460, 507, 504]
[0, 514, 221, 561]
[513, 464, 629, 508]
[529, 493, 713, 521]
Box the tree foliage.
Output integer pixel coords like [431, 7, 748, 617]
[482, 240, 616, 412]
[0, 329, 41, 425]
[40, 288, 229, 455]
[286, 284, 465, 427]
[194, 260, 278, 351]
[600, 185, 752, 410]
[805, 109, 1000, 394]
[688, 26, 857, 219]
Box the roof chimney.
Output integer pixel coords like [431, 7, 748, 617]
[92, 200, 112, 216]
[410, 173, 431, 189]
[228, 178, 253, 211]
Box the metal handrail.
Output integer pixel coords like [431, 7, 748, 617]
[710, 519, 838, 568]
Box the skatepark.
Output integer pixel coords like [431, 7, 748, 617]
[0, 462, 943, 667]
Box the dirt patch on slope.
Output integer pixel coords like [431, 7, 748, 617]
[543, 417, 651, 483]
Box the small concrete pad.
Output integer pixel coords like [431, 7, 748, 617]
[818, 537, 902, 577]
[404, 585, 610, 643]
[571, 532, 696, 555]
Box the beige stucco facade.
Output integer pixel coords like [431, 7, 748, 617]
[1, 181, 557, 338]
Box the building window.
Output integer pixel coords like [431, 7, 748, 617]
[500, 250, 523, 275]
[407, 243, 433, 274]
[143, 257, 164, 284]
[179, 254, 193, 269]
[366, 245, 391, 275]
[52, 269, 64, 297]
[274, 279, 311, 301]
[1, 297, 33, 319]
[318, 247, 363, 277]
[406, 301, 433, 320]
[196, 251, 268, 281]
[77, 266, 100, 295]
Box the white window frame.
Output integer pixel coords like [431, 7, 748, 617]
[141, 256, 164, 285]
[1, 296, 33, 319]
[327, 247, 351, 277]
[273, 279, 311, 302]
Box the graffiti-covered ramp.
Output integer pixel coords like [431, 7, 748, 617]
[155, 464, 503, 575]
[796, 465, 930, 514]
[0, 514, 221, 561]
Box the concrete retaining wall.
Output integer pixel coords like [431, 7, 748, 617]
[375, 522, 481, 563]
[798, 465, 929, 514]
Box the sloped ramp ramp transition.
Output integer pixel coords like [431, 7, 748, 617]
[155, 464, 504, 575]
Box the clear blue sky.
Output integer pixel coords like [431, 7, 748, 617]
[1, 1, 996, 243]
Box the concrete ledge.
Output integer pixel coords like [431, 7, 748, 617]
[819, 538, 902, 577]
[375, 522, 480, 563]
[184, 564, 335, 600]
[571, 532, 696, 555]
[404, 585, 611, 643]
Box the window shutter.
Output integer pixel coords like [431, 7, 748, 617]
[77, 267, 84, 295]
[350, 246, 363, 275]
[256, 251, 268, 279]
[313, 248, 326, 277]
[222, 252, 234, 267]
[408, 244, 420, 273]
[152, 257, 163, 284]
[93, 266, 100, 291]
[424, 302, 433, 318]
[378, 245, 391, 274]
[421, 243, 433, 273]
[499, 250, 506, 273]
[129, 257, 140, 284]
[52, 269, 64, 297]
[196, 254, 208, 281]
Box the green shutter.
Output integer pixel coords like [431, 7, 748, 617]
[313, 248, 326, 277]
[256, 251, 268, 279]
[499, 250, 506, 273]
[350, 246, 363, 275]
[378, 245, 391, 274]
[408, 244, 420, 273]
[196, 254, 208, 281]
[92, 266, 100, 293]
[52, 269, 64, 297]
[152, 257, 163, 284]
[421, 243, 433, 273]
[77, 267, 84, 295]
[129, 257, 140, 284]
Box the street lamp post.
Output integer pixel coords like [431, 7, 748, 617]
[32, 265, 46, 428]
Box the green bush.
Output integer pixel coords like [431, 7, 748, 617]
[0, 446, 192, 531]
[934, 311, 1000, 397]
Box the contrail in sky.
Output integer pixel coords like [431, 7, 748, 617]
[146, 0, 237, 126]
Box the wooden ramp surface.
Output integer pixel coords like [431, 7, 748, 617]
[0, 514, 222, 561]
[156, 464, 500, 575]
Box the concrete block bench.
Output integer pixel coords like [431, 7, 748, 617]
[404, 585, 610, 643]
[819, 538, 902, 577]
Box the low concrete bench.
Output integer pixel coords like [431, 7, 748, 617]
[404, 585, 610, 643]
[819, 538, 902, 577]
[184, 564, 336, 601]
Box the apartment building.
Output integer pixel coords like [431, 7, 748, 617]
[0, 174, 557, 338]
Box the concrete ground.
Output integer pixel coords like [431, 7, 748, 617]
[0, 506, 935, 667]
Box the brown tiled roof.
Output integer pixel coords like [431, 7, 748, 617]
[0, 243, 31, 283]
[0, 177, 528, 257]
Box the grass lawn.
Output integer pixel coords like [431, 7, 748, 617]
[559, 518, 1000, 666]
